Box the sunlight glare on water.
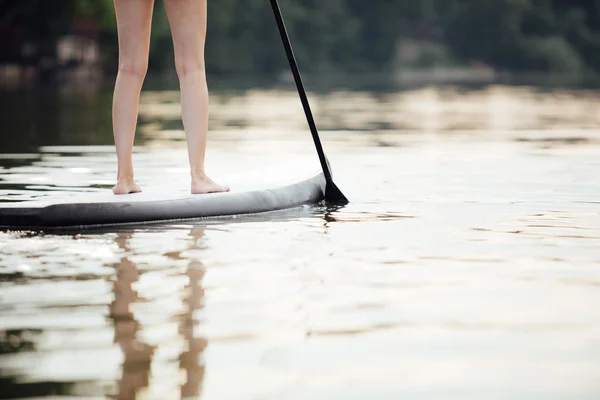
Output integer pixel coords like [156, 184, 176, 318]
[0, 85, 599, 399]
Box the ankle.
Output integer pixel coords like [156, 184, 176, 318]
[117, 173, 135, 181]
[191, 170, 206, 180]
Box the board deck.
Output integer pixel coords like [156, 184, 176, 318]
[0, 172, 326, 229]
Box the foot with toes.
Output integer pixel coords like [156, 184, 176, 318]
[112, 174, 228, 195]
[113, 177, 142, 195]
[191, 174, 230, 194]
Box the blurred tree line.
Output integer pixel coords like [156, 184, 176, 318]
[2, 0, 600, 77]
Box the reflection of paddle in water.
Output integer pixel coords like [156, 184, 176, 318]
[178, 226, 208, 399]
[108, 232, 154, 400]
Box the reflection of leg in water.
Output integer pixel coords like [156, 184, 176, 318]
[109, 232, 155, 400]
[179, 226, 208, 399]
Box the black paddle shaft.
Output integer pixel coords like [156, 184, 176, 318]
[269, 1, 339, 186]
[269, 0, 348, 205]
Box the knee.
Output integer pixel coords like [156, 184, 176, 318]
[118, 58, 148, 80]
[174, 56, 205, 80]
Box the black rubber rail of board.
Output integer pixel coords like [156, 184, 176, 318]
[269, 0, 349, 206]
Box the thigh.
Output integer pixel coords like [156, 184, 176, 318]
[163, 0, 207, 68]
[114, 0, 155, 68]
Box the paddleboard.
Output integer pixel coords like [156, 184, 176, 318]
[0, 172, 325, 229]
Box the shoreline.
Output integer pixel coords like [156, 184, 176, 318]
[2, 63, 600, 91]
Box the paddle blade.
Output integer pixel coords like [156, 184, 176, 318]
[325, 181, 349, 205]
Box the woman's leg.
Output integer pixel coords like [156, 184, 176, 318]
[112, 0, 154, 194]
[164, 0, 229, 194]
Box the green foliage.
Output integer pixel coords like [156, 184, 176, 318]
[3, 0, 600, 76]
[442, 0, 600, 76]
[522, 36, 584, 74]
[148, 0, 173, 71]
[74, 0, 116, 30]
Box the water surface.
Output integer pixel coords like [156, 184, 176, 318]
[0, 85, 599, 399]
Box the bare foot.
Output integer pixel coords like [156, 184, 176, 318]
[113, 178, 142, 195]
[191, 175, 230, 194]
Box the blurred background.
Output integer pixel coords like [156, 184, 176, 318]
[2, 0, 600, 151]
[3, 0, 600, 84]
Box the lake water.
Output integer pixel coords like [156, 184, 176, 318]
[0, 83, 599, 399]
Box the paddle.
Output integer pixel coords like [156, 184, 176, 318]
[269, 0, 349, 206]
